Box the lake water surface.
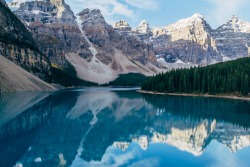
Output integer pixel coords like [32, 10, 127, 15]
[1, 88, 250, 167]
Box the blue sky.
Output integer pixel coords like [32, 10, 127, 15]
[65, 0, 250, 28]
[7, 0, 250, 28]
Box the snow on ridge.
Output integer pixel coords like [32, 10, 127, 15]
[8, 0, 45, 8]
[219, 15, 250, 33]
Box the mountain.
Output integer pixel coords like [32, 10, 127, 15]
[0, 0, 55, 91]
[6, 0, 250, 85]
[65, 8, 160, 84]
[9, 0, 91, 69]
[212, 15, 250, 61]
[9, 1, 161, 84]
[152, 13, 221, 65]
[114, 14, 221, 67]
[114, 14, 250, 69]
[0, 0, 51, 80]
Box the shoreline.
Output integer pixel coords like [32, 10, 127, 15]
[138, 90, 250, 101]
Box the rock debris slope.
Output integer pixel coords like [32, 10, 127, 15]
[66, 9, 161, 84]
[9, 0, 161, 84]
[0, 56, 55, 91]
[0, 0, 54, 91]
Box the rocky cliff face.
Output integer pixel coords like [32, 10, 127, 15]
[10, 0, 92, 68]
[151, 13, 221, 65]
[0, 0, 51, 81]
[212, 15, 250, 61]
[114, 20, 131, 31]
[78, 9, 157, 66]
[65, 9, 160, 84]
[9, 1, 160, 84]
[114, 14, 250, 68]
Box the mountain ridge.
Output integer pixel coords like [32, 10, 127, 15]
[5, 0, 250, 86]
[9, 0, 162, 84]
[115, 13, 250, 67]
[0, 0, 55, 91]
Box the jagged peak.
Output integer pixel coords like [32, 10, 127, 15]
[77, 8, 107, 26]
[225, 15, 248, 24]
[114, 19, 131, 31]
[139, 20, 149, 26]
[78, 8, 101, 15]
[218, 15, 250, 33]
[115, 19, 130, 27]
[9, 0, 65, 9]
[137, 19, 150, 34]
[9, 0, 45, 8]
[191, 13, 204, 19]
[231, 15, 239, 21]
[164, 13, 209, 32]
[176, 13, 205, 24]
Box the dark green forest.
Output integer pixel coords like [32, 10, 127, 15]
[51, 62, 97, 87]
[104, 73, 147, 87]
[142, 57, 250, 96]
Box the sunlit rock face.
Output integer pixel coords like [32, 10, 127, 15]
[114, 14, 250, 68]
[10, 1, 160, 83]
[65, 8, 159, 84]
[212, 15, 250, 60]
[78, 8, 157, 66]
[151, 13, 221, 65]
[114, 20, 132, 31]
[136, 20, 151, 34]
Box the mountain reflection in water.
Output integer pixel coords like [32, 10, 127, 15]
[0, 88, 250, 167]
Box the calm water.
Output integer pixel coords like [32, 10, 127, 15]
[1, 88, 250, 167]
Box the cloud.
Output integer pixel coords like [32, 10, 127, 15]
[70, 146, 137, 167]
[207, 142, 243, 167]
[128, 158, 159, 167]
[205, 0, 250, 27]
[65, 0, 159, 24]
[124, 0, 159, 10]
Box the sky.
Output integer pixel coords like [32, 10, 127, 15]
[7, 0, 250, 29]
[64, 0, 250, 28]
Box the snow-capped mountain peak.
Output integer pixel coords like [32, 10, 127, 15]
[218, 15, 250, 33]
[114, 19, 132, 31]
[136, 20, 150, 34]
[8, 0, 44, 8]
[171, 13, 206, 29]
[191, 13, 204, 19]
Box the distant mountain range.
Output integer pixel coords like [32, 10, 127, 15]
[1, 0, 250, 90]
[114, 13, 250, 67]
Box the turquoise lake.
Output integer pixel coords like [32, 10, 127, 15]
[1, 88, 250, 167]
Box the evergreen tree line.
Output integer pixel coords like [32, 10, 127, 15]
[142, 57, 250, 96]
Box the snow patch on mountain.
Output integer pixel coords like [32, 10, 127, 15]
[219, 15, 250, 33]
[8, 0, 44, 8]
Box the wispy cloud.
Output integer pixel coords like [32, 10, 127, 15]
[205, 0, 250, 27]
[128, 158, 159, 167]
[124, 0, 159, 10]
[65, 0, 159, 24]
